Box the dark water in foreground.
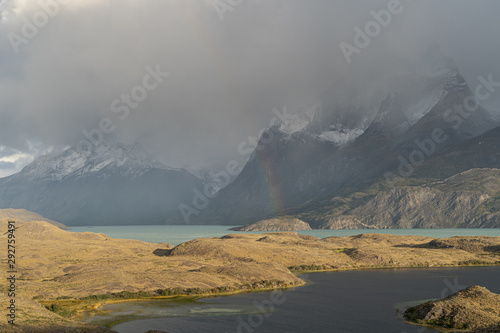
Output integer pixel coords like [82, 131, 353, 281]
[111, 266, 500, 333]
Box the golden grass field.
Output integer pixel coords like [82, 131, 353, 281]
[1, 219, 499, 332]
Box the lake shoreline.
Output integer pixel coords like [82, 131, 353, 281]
[2, 221, 500, 332]
[50, 263, 500, 329]
[111, 267, 500, 333]
[70, 225, 500, 246]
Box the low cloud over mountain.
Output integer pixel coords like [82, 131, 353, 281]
[1, 0, 500, 176]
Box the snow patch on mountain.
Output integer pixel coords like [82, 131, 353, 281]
[17, 142, 173, 181]
[405, 84, 445, 126]
[318, 126, 365, 145]
[278, 107, 316, 135]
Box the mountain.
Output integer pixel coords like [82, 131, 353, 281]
[278, 123, 500, 229]
[199, 128, 340, 224]
[198, 49, 499, 225]
[0, 143, 203, 226]
[413, 125, 500, 179]
[297, 168, 500, 229]
[3, 50, 498, 229]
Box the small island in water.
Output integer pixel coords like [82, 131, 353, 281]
[405, 285, 500, 332]
[230, 217, 312, 231]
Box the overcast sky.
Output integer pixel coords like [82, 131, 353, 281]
[0, 0, 499, 177]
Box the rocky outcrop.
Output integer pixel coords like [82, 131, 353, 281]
[405, 286, 500, 331]
[230, 217, 312, 231]
[349, 186, 492, 228]
[312, 216, 378, 230]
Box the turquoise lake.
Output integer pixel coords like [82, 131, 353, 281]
[70, 225, 500, 246]
[68, 226, 500, 332]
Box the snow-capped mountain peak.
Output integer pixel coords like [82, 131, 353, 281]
[273, 47, 463, 147]
[17, 142, 172, 181]
[0, 143, 204, 226]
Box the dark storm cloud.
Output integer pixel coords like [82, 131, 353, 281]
[0, 0, 499, 174]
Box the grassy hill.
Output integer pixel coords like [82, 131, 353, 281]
[1, 220, 499, 331]
[0, 208, 69, 230]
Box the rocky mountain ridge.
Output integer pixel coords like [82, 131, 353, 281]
[294, 168, 500, 229]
